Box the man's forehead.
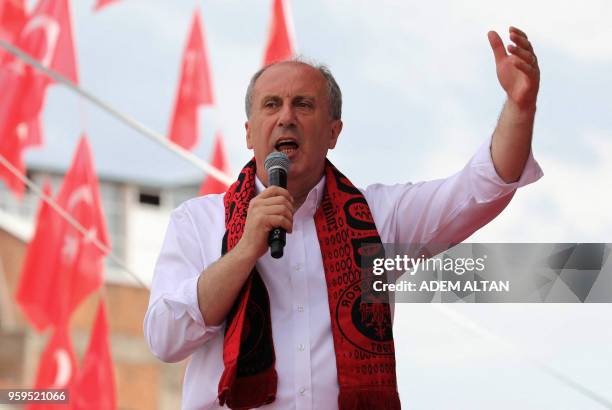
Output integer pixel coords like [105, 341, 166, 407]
[254, 62, 326, 98]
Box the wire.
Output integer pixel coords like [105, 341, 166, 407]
[0, 38, 234, 187]
[0, 154, 148, 289]
[434, 304, 612, 409]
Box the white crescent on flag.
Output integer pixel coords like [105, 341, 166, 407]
[20, 15, 60, 68]
[62, 185, 95, 262]
[66, 185, 93, 211]
[51, 348, 72, 388]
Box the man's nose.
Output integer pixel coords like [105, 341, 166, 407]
[277, 104, 297, 128]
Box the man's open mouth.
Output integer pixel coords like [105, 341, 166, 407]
[275, 139, 299, 156]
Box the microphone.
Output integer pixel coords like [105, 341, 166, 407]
[264, 151, 291, 259]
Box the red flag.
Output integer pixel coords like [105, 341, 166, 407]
[0, 0, 79, 197]
[199, 131, 231, 195]
[93, 0, 119, 12]
[15, 181, 64, 331]
[53, 135, 110, 323]
[70, 300, 116, 410]
[167, 9, 214, 151]
[262, 0, 295, 65]
[27, 323, 77, 410]
[32, 0, 78, 82]
[15, 135, 110, 331]
[0, 0, 26, 61]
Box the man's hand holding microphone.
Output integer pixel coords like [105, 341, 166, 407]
[197, 152, 292, 326]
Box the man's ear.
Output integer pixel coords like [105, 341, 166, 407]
[245, 121, 253, 149]
[328, 119, 343, 149]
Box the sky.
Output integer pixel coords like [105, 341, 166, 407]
[16, 0, 612, 408]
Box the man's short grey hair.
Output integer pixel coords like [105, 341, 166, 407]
[244, 56, 342, 120]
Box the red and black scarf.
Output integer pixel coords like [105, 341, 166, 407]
[218, 158, 401, 410]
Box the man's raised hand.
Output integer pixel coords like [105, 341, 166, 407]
[488, 26, 540, 110]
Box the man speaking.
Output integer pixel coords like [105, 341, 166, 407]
[144, 26, 543, 409]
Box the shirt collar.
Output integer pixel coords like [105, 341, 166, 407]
[255, 175, 326, 217]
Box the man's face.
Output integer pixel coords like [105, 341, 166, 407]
[245, 62, 343, 186]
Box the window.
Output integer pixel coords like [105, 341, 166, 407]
[139, 192, 160, 206]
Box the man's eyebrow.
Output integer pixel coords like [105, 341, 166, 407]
[260, 95, 315, 100]
[293, 95, 316, 102]
[260, 95, 282, 104]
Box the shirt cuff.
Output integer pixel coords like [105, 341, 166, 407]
[469, 137, 544, 204]
[161, 275, 225, 333]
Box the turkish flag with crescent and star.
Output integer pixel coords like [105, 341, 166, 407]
[69, 300, 117, 410]
[199, 131, 231, 195]
[262, 0, 295, 65]
[15, 135, 110, 331]
[0, 0, 78, 198]
[27, 322, 78, 410]
[167, 8, 214, 151]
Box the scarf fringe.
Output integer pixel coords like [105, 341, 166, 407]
[339, 388, 401, 410]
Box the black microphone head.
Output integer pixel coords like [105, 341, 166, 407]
[264, 151, 291, 174]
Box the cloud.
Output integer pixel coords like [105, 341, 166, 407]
[344, 0, 612, 62]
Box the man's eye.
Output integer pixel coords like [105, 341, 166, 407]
[264, 101, 278, 108]
[297, 101, 313, 108]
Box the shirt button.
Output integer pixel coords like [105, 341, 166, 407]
[297, 305, 304, 312]
[299, 387, 306, 395]
[294, 263, 302, 271]
[298, 344, 305, 351]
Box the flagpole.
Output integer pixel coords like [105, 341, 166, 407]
[0, 39, 234, 187]
[0, 154, 148, 289]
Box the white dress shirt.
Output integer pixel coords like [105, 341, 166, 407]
[144, 140, 543, 410]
